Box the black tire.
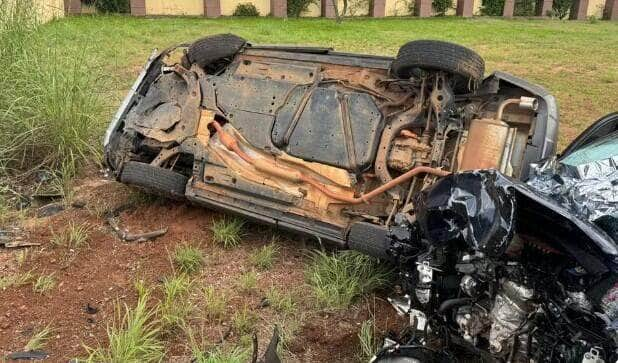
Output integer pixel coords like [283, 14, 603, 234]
[186, 33, 246, 71]
[391, 40, 485, 91]
[120, 161, 188, 199]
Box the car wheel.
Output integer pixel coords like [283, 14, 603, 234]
[120, 161, 188, 199]
[391, 40, 485, 92]
[186, 33, 246, 72]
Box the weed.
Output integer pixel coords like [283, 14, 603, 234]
[33, 273, 56, 294]
[202, 286, 227, 321]
[25, 324, 53, 351]
[232, 306, 257, 335]
[0, 271, 34, 290]
[249, 242, 279, 270]
[15, 249, 30, 267]
[87, 199, 113, 219]
[305, 250, 393, 309]
[265, 287, 297, 314]
[210, 217, 244, 248]
[272, 320, 301, 359]
[358, 319, 379, 361]
[194, 347, 249, 363]
[134, 280, 149, 300]
[51, 221, 90, 249]
[238, 270, 257, 292]
[186, 324, 249, 362]
[84, 286, 164, 362]
[160, 274, 194, 331]
[173, 244, 204, 274]
[0, 0, 106, 180]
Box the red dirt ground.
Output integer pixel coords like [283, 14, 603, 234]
[0, 176, 405, 362]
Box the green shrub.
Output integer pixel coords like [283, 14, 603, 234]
[514, 0, 536, 16]
[287, 0, 318, 17]
[480, 0, 505, 15]
[551, 0, 572, 18]
[95, 0, 130, 13]
[233, 3, 260, 16]
[432, 0, 453, 15]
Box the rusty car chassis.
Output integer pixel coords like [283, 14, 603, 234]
[104, 35, 557, 247]
[104, 35, 618, 362]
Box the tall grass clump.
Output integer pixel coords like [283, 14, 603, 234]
[84, 286, 164, 362]
[305, 250, 393, 309]
[0, 0, 106, 181]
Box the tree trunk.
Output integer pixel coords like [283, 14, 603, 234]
[332, 0, 342, 23]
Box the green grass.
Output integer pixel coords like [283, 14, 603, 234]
[305, 250, 392, 309]
[51, 221, 91, 249]
[0, 0, 106, 180]
[160, 274, 194, 331]
[193, 347, 249, 363]
[249, 242, 279, 270]
[210, 216, 245, 248]
[33, 273, 56, 294]
[237, 270, 258, 292]
[15, 249, 30, 267]
[85, 286, 164, 363]
[232, 305, 258, 335]
[202, 286, 227, 321]
[0, 271, 34, 290]
[265, 287, 297, 314]
[173, 244, 204, 274]
[25, 324, 54, 351]
[358, 319, 379, 361]
[33, 16, 616, 152]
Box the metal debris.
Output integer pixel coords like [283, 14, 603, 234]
[6, 350, 49, 361]
[0, 228, 39, 249]
[106, 217, 168, 243]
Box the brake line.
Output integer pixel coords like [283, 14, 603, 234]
[210, 121, 450, 205]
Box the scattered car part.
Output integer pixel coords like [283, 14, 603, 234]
[107, 217, 168, 243]
[6, 350, 49, 361]
[0, 228, 39, 248]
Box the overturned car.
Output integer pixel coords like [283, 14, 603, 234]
[104, 34, 617, 362]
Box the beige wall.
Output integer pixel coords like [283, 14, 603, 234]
[302, 2, 322, 16]
[384, 0, 482, 16]
[36, 0, 64, 22]
[221, 0, 270, 15]
[139, 0, 606, 18]
[146, 0, 204, 15]
[341, 0, 370, 15]
[588, 0, 605, 17]
[385, 0, 413, 16]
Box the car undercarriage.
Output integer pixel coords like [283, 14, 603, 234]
[104, 34, 617, 362]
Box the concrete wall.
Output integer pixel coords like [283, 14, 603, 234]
[146, 0, 204, 15]
[220, 0, 271, 15]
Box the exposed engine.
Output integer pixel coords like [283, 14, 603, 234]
[369, 171, 618, 363]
